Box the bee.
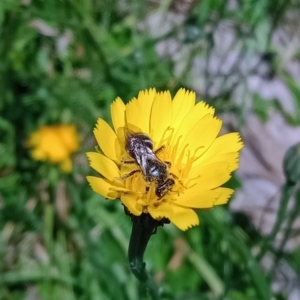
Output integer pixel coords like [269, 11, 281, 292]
[155, 178, 175, 198]
[122, 129, 175, 198]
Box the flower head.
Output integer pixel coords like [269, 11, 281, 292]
[87, 88, 243, 230]
[26, 124, 80, 172]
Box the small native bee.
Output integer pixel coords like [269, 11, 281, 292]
[155, 178, 175, 198]
[122, 129, 175, 198]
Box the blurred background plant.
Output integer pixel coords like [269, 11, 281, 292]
[1, 0, 300, 299]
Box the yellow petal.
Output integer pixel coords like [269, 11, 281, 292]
[172, 101, 215, 143]
[93, 119, 121, 162]
[86, 152, 120, 181]
[148, 201, 174, 220]
[194, 132, 243, 169]
[125, 97, 144, 132]
[171, 88, 195, 129]
[177, 114, 222, 162]
[31, 148, 46, 161]
[213, 133, 244, 153]
[177, 188, 221, 208]
[57, 125, 79, 152]
[121, 194, 142, 216]
[137, 88, 156, 134]
[169, 206, 199, 230]
[39, 128, 69, 162]
[190, 161, 231, 189]
[86, 176, 120, 199]
[213, 187, 234, 205]
[150, 91, 172, 146]
[197, 152, 240, 172]
[110, 97, 126, 142]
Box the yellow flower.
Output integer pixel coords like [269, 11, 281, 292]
[26, 124, 80, 172]
[87, 89, 243, 230]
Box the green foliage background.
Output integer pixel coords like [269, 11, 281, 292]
[1, 0, 300, 299]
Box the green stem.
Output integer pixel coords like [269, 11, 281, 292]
[128, 213, 163, 300]
[257, 183, 294, 261]
[270, 183, 300, 277]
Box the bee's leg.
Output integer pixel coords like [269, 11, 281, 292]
[164, 161, 172, 168]
[169, 172, 178, 179]
[157, 190, 170, 200]
[121, 158, 135, 164]
[155, 178, 175, 199]
[154, 145, 165, 154]
[121, 169, 141, 179]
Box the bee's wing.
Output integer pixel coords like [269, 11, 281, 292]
[123, 123, 143, 135]
[123, 126, 136, 139]
[115, 126, 138, 148]
[137, 155, 148, 177]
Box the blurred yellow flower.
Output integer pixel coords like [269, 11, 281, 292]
[87, 88, 243, 230]
[27, 124, 80, 172]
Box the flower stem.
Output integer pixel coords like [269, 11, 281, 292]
[128, 213, 162, 300]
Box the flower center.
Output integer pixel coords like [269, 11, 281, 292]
[119, 126, 203, 208]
